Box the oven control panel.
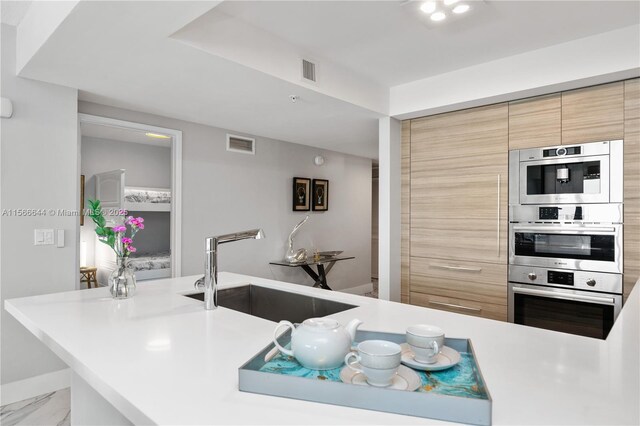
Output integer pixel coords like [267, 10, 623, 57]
[539, 207, 559, 220]
[508, 265, 622, 294]
[547, 270, 574, 286]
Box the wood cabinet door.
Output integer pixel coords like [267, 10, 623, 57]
[401, 120, 411, 304]
[624, 78, 640, 301]
[509, 94, 561, 150]
[411, 103, 508, 162]
[562, 82, 624, 145]
[411, 153, 508, 264]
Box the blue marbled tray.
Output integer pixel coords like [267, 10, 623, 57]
[259, 344, 488, 400]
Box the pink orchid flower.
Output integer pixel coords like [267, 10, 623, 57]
[127, 246, 137, 253]
[112, 225, 126, 233]
[122, 237, 132, 244]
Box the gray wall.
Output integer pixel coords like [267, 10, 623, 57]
[81, 136, 171, 188]
[80, 136, 171, 265]
[1, 24, 79, 386]
[79, 101, 373, 291]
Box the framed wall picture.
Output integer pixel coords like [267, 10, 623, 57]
[312, 179, 329, 211]
[292, 177, 311, 211]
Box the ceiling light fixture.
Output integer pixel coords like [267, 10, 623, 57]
[430, 11, 446, 21]
[420, 1, 437, 14]
[145, 132, 171, 139]
[452, 4, 470, 13]
[443, 0, 459, 5]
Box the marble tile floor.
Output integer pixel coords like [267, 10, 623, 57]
[0, 388, 70, 426]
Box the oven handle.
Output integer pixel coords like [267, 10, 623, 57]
[512, 286, 617, 306]
[512, 225, 616, 234]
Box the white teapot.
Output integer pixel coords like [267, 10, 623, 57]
[273, 318, 363, 370]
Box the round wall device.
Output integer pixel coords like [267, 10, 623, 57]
[314, 155, 325, 166]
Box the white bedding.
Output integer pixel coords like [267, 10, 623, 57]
[128, 251, 171, 271]
[124, 188, 171, 204]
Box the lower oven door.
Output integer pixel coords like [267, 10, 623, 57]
[508, 283, 622, 339]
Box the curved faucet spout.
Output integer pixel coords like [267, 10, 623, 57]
[203, 228, 265, 310]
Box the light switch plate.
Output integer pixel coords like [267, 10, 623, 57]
[34, 229, 55, 245]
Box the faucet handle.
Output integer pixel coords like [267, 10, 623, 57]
[194, 276, 205, 290]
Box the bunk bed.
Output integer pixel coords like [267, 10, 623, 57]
[94, 169, 172, 282]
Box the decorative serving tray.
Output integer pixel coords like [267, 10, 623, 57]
[239, 330, 492, 425]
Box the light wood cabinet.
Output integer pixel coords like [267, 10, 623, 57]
[509, 94, 561, 150]
[408, 103, 508, 318]
[401, 120, 411, 304]
[411, 104, 507, 162]
[410, 292, 507, 321]
[410, 257, 507, 305]
[561, 82, 624, 144]
[624, 78, 640, 301]
[402, 78, 639, 319]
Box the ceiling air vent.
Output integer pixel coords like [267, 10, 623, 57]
[226, 134, 255, 155]
[301, 59, 317, 83]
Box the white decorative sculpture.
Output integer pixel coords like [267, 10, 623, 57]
[285, 215, 309, 263]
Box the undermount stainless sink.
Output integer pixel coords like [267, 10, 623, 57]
[184, 285, 357, 323]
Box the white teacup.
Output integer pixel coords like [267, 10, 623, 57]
[344, 340, 401, 387]
[406, 324, 445, 364]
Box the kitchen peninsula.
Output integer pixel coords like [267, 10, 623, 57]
[5, 273, 639, 425]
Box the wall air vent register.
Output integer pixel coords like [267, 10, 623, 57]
[226, 134, 255, 155]
[302, 59, 317, 83]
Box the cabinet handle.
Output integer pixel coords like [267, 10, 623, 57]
[429, 300, 482, 312]
[431, 264, 482, 273]
[496, 174, 501, 258]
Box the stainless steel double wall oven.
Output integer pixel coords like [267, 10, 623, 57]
[508, 140, 624, 339]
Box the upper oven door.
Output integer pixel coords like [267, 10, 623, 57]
[509, 224, 623, 273]
[519, 154, 610, 204]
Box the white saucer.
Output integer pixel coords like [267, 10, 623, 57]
[340, 364, 421, 391]
[400, 343, 461, 372]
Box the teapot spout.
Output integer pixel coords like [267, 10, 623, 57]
[345, 318, 363, 342]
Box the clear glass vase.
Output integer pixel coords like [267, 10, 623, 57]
[109, 257, 136, 299]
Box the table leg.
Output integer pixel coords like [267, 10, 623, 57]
[316, 264, 332, 290]
[301, 265, 322, 287]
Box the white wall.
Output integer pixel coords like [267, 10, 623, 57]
[78, 102, 372, 291]
[1, 24, 78, 389]
[80, 136, 172, 266]
[377, 117, 401, 302]
[390, 25, 640, 119]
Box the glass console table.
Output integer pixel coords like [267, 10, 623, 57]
[269, 255, 355, 291]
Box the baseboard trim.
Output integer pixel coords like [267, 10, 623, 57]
[339, 282, 374, 296]
[1, 368, 70, 406]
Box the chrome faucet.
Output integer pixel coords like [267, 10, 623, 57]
[195, 229, 265, 310]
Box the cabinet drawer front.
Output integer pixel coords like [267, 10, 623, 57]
[410, 292, 507, 321]
[411, 219, 507, 264]
[410, 273, 506, 306]
[411, 103, 508, 162]
[411, 257, 506, 286]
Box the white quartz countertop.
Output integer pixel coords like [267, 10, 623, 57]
[5, 273, 640, 425]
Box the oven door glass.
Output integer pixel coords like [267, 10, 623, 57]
[514, 232, 615, 261]
[513, 289, 615, 339]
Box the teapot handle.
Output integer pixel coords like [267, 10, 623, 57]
[273, 320, 295, 357]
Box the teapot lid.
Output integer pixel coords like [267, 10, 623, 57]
[302, 318, 339, 330]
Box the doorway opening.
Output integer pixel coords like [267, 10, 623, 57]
[77, 114, 182, 288]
